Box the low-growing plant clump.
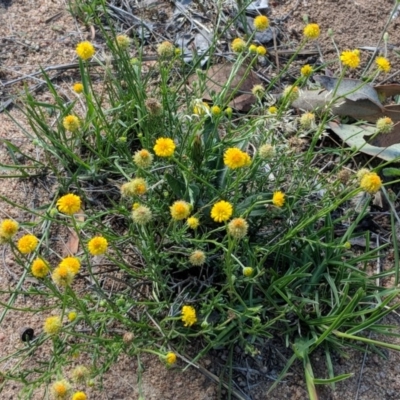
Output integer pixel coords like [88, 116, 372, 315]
[1, 1, 400, 399]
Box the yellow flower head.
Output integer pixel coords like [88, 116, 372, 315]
[251, 84, 265, 98]
[71, 366, 90, 384]
[340, 50, 360, 69]
[157, 41, 175, 58]
[62, 115, 80, 132]
[299, 112, 316, 129]
[165, 352, 177, 365]
[375, 56, 391, 73]
[31, 258, 49, 278]
[51, 380, 71, 400]
[256, 45, 267, 56]
[227, 217, 249, 240]
[225, 107, 233, 117]
[154, 137, 176, 157]
[243, 267, 254, 277]
[116, 34, 131, 49]
[193, 101, 210, 116]
[76, 41, 95, 60]
[301, 64, 313, 77]
[181, 305, 197, 327]
[231, 38, 246, 53]
[187, 216, 200, 229]
[249, 44, 257, 53]
[170, 200, 191, 220]
[132, 205, 152, 225]
[211, 105, 222, 116]
[376, 116, 394, 133]
[272, 191, 285, 207]
[253, 15, 269, 31]
[121, 178, 147, 197]
[224, 148, 251, 169]
[57, 193, 81, 215]
[73, 83, 84, 94]
[283, 85, 299, 102]
[360, 172, 382, 194]
[52, 265, 74, 287]
[0, 219, 19, 240]
[356, 168, 370, 182]
[59, 256, 81, 275]
[133, 149, 154, 168]
[88, 236, 108, 256]
[211, 200, 233, 223]
[268, 106, 278, 114]
[189, 250, 206, 266]
[303, 23, 320, 40]
[17, 234, 39, 254]
[258, 144, 275, 159]
[68, 311, 77, 322]
[72, 391, 87, 400]
[44, 316, 62, 335]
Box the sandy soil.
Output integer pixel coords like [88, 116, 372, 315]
[1, 0, 400, 399]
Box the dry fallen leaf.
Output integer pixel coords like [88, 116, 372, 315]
[188, 63, 262, 112]
[63, 210, 85, 256]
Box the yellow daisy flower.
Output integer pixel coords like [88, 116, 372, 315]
[231, 38, 246, 53]
[301, 64, 313, 77]
[116, 34, 131, 49]
[165, 352, 177, 365]
[243, 267, 254, 277]
[360, 172, 382, 194]
[223, 148, 251, 169]
[375, 56, 391, 73]
[88, 236, 108, 255]
[0, 219, 19, 240]
[73, 83, 84, 93]
[17, 234, 39, 254]
[72, 391, 87, 400]
[59, 256, 81, 275]
[272, 191, 285, 207]
[76, 41, 95, 60]
[62, 115, 80, 132]
[181, 305, 197, 327]
[31, 258, 49, 278]
[253, 15, 269, 31]
[52, 265, 74, 287]
[187, 216, 200, 229]
[303, 23, 320, 40]
[44, 316, 62, 335]
[340, 50, 360, 69]
[211, 200, 233, 223]
[256, 45, 267, 56]
[153, 137, 176, 157]
[57, 193, 81, 215]
[170, 200, 191, 220]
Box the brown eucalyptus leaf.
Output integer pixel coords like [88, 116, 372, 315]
[228, 93, 256, 112]
[314, 75, 383, 109]
[328, 121, 400, 161]
[375, 84, 400, 99]
[188, 63, 261, 111]
[382, 104, 400, 123]
[367, 122, 400, 147]
[63, 210, 84, 256]
[292, 91, 383, 122]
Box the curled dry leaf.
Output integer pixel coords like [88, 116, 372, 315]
[328, 121, 400, 161]
[188, 63, 262, 112]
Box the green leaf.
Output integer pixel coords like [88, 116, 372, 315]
[383, 167, 400, 177]
[165, 173, 186, 199]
